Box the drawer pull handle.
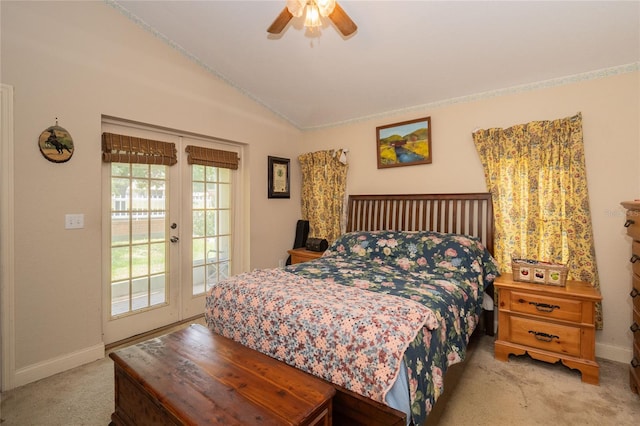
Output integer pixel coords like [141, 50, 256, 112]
[529, 302, 560, 313]
[528, 330, 559, 342]
[631, 288, 639, 298]
[631, 254, 640, 263]
[625, 219, 635, 228]
[632, 357, 640, 368]
[631, 323, 640, 333]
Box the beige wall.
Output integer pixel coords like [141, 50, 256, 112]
[1, 1, 304, 387]
[304, 71, 640, 362]
[2, 0, 639, 389]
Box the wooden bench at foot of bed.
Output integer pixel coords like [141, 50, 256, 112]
[109, 322, 483, 426]
[109, 324, 336, 426]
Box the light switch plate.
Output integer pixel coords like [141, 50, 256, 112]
[65, 213, 84, 229]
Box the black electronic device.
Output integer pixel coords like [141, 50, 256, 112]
[285, 220, 310, 265]
[305, 238, 328, 252]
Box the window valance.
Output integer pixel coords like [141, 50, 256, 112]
[102, 132, 177, 165]
[185, 145, 239, 170]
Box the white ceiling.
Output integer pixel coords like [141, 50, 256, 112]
[109, 1, 639, 130]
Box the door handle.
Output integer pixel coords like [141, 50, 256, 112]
[170, 236, 179, 243]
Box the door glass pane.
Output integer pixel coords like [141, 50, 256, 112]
[206, 211, 217, 236]
[150, 242, 165, 274]
[110, 162, 168, 317]
[219, 210, 230, 234]
[111, 280, 130, 316]
[132, 277, 150, 310]
[192, 164, 232, 296]
[111, 246, 130, 282]
[193, 211, 205, 238]
[150, 274, 166, 305]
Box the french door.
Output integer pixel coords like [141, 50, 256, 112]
[102, 120, 239, 344]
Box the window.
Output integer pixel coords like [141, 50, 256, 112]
[191, 164, 232, 295]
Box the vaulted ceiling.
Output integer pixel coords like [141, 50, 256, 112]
[109, 1, 639, 130]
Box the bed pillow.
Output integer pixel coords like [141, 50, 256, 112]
[326, 230, 499, 288]
[326, 230, 418, 261]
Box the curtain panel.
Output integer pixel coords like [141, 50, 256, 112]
[299, 150, 348, 244]
[473, 112, 602, 329]
[102, 132, 177, 165]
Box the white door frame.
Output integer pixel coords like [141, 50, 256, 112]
[1, 83, 16, 391]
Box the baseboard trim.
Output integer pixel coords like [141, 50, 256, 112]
[105, 314, 205, 353]
[12, 343, 105, 389]
[596, 342, 632, 363]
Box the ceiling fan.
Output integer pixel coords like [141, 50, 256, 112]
[267, 0, 357, 36]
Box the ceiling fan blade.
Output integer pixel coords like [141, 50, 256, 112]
[267, 7, 293, 34]
[329, 3, 357, 36]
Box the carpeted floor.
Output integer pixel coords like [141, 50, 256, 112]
[1, 324, 638, 425]
[439, 336, 639, 425]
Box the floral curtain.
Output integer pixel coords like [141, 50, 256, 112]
[473, 112, 602, 329]
[298, 149, 348, 244]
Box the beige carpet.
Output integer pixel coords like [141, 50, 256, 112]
[1, 325, 638, 425]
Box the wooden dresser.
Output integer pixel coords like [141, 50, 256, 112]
[109, 324, 335, 426]
[494, 273, 602, 384]
[621, 201, 640, 395]
[288, 247, 324, 264]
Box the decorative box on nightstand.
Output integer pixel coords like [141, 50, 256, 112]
[494, 273, 602, 384]
[287, 247, 324, 264]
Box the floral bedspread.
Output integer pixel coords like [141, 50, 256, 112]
[205, 230, 499, 426]
[206, 268, 435, 402]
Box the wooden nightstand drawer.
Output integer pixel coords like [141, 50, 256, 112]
[633, 309, 640, 348]
[632, 241, 640, 277]
[626, 209, 640, 240]
[507, 290, 583, 323]
[632, 274, 640, 313]
[509, 315, 581, 357]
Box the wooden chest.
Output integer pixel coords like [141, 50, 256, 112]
[109, 324, 335, 425]
[494, 273, 602, 384]
[621, 201, 640, 395]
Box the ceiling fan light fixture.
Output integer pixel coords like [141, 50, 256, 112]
[304, 3, 322, 29]
[270, 0, 355, 36]
[316, 0, 336, 17]
[286, 0, 306, 18]
[287, 0, 336, 30]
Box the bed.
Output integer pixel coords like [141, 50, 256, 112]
[205, 193, 499, 425]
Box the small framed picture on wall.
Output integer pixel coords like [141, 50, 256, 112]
[268, 156, 290, 199]
[376, 116, 432, 169]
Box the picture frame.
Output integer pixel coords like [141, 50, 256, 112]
[376, 116, 432, 169]
[267, 156, 290, 199]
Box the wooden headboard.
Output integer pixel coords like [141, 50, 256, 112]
[346, 193, 494, 255]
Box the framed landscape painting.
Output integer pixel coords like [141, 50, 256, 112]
[376, 117, 432, 168]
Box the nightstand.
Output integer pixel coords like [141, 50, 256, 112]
[287, 248, 324, 264]
[494, 273, 602, 384]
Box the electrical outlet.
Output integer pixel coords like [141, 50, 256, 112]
[278, 259, 285, 268]
[65, 213, 84, 229]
